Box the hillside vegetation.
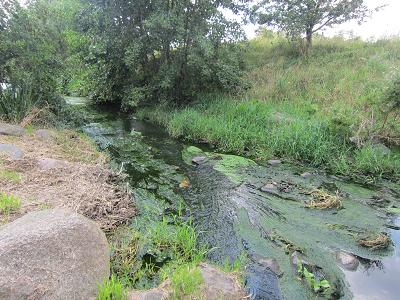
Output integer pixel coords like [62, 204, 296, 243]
[138, 32, 400, 181]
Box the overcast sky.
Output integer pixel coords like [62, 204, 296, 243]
[244, 0, 400, 40]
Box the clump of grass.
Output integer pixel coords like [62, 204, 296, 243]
[357, 233, 392, 250]
[171, 263, 204, 299]
[0, 169, 22, 183]
[0, 192, 21, 214]
[221, 252, 247, 273]
[97, 275, 127, 300]
[110, 216, 206, 290]
[306, 189, 342, 209]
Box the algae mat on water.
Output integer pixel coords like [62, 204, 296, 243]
[182, 145, 398, 299]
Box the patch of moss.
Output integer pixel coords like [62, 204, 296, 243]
[182, 146, 204, 165]
[211, 153, 256, 184]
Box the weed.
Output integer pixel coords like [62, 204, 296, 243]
[221, 252, 247, 273]
[357, 233, 392, 250]
[0, 192, 21, 214]
[0, 169, 22, 183]
[97, 275, 127, 300]
[306, 189, 342, 209]
[297, 260, 331, 294]
[110, 216, 206, 290]
[171, 263, 204, 299]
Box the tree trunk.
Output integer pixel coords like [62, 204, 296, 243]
[305, 28, 313, 54]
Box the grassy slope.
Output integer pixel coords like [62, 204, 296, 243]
[138, 32, 400, 181]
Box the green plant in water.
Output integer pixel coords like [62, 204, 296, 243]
[297, 260, 330, 293]
[97, 275, 127, 300]
[0, 192, 21, 214]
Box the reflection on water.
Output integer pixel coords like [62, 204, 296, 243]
[344, 218, 400, 300]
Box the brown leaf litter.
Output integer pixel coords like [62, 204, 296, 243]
[0, 129, 135, 231]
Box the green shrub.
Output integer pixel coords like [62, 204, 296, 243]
[171, 264, 204, 299]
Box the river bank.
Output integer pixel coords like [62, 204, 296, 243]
[75, 100, 400, 299]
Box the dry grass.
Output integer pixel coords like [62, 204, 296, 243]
[357, 233, 392, 250]
[306, 189, 342, 209]
[0, 128, 135, 231]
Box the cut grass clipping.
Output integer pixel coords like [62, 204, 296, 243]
[306, 189, 342, 209]
[97, 275, 127, 300]
[0, 192, 21, 215]
[357, 233, 392, 250]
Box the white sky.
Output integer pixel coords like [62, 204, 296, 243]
[244, 0, 400, 40]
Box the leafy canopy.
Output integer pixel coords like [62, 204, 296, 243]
[252, 0, 373, 47]
[81, 0, 247, 108]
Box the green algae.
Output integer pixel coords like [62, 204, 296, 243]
[210, 153, 257, 184]
[182, 146, 204, 165]
[181, 146, 257, 184]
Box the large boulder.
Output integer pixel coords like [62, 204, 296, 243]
[0, 123, 26, 136]
[0, 209, 110, 300]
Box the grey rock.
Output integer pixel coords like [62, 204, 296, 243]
[371, 143, 391, 156]
[128, 263, 245, 300]
[0, 209, 109, 300]
[35, 129, 54, 140]
[301, 172, 313, 178]
[0, 123, 26, 136]
[291, 251, 311, 269]
[192, 156, 208, 165]
[0, 144, 24, 159]
[258, 257, 283, 277]
[268, 159, 282, 166]
[200, 263, 245, 299]
[261, 183, 277, 193]
[335, 251, 359, 271]
[37, 158, 67, 170]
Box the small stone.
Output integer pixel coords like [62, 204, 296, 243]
[261, 183, 276, 193]
[37, 158, 67, 170]
[301, 172, 312, 178]
[268, 159, 281, 166]
[192, 156, 208, 165]
[0, 144, 24, 160]
[335, 251, 359, 271]
[291, 251, 311, 269]
[0, 123, 26, 136]
[35, 129, 54, 140]
[371, 143, 391, 156]
[258, 258, 283, 276]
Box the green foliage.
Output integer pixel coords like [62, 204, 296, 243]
[0, 192, 21, 214]
[297, 260, 331, 293]
[97, 275, 127, 300]
[170, 264, 204, 299]
[110, 216, 206, 289]
[252, 0, 372, 50]
[81, 0, 247, 107]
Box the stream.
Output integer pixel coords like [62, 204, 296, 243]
[67, 97, 400, 299]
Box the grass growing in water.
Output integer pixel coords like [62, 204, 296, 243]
[0, 192, 21, 215]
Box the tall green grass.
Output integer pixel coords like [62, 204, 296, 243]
[138, 33, 400, 181]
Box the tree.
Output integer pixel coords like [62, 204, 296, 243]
[252, 0, 373, 51]
[80, 0, 247, 108]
